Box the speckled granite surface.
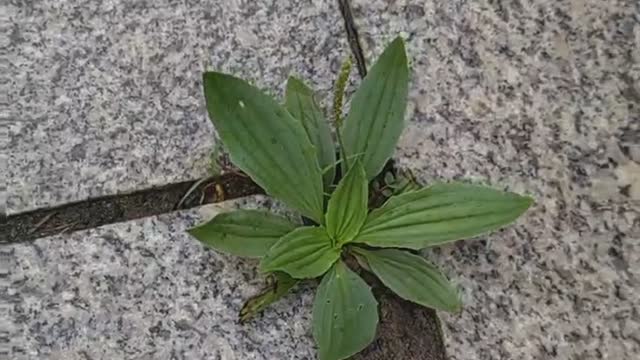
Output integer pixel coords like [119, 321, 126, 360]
[351, 0, 639, 359]
[6, 196, 318, 359]
[6, 0, 346, 214]
[6, 0, 640, 359]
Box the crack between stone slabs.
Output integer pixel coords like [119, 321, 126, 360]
[338, 0, 367, 78]
[1, 173, 262, 244]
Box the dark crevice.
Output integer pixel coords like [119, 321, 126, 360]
[338, 0, 368, 78]
[1, 173, 262, 244]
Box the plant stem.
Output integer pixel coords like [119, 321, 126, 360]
[336, 130, 349, 171]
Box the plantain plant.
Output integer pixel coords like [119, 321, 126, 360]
[189, 36, 532, 360]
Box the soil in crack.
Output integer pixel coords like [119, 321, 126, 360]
[2, 173, 261, 243]
[354, 273, 448, 360]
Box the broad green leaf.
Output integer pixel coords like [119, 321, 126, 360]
[239, 272, 298, 322]
[341, 36, 409, 180]
[286, 77, 336, 190]
[353, 248, 461, 312]
[260, 227, 339, 278]
[203, 72, 324, 223]
[354, 182, 533, 249]
[325, 161, 368, 244]
[189, 210, 296, 258]
[313, 261, 378, 360]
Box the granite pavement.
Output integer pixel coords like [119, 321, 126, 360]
[5, 196, 318, 360]
[350, 0, 640, 359]
[5, 0, 640, 359]
[5, 0, 347, 214]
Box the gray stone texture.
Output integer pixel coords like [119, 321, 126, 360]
[350, 0, 639, 359]
[6, 0, 640, 359]
[5, 197, 317, 360]
[6, 0, 346, 214]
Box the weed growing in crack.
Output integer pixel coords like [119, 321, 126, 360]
[189, 36, 532, 360]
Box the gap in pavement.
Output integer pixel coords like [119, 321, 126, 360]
[1, 173, 261, 243]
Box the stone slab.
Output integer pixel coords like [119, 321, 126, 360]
[5, 0, 346, 214]
[4, 196, 318, 359]
[350, 0, 639, 359]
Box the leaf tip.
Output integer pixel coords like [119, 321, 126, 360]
[286, 74, 300, 83]
[285, 75, 298, 87]
[449, 303, 463, 315]
[286, 75, 310, 94]
[186, 226, 200, 240]
[393, 35, 405, 46]
[450, 292, 464, 313]
[390, 35, 408, 61]
[202, 71, 222, 84]
[515, 195, 535, 215]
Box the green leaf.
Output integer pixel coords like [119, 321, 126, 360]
[353, 247, 461, 312]
[325, 161, 368, 244]
[341, 36, 409, 180]
[313, 261, 378, 360]
[203, 72, 324, 223]
[260, 227, 339, 279]
[239, 272, 299, 322]
[286, 77, 336, 190]
[354, 182, 533, 249]
[189, 210, 296, 258]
